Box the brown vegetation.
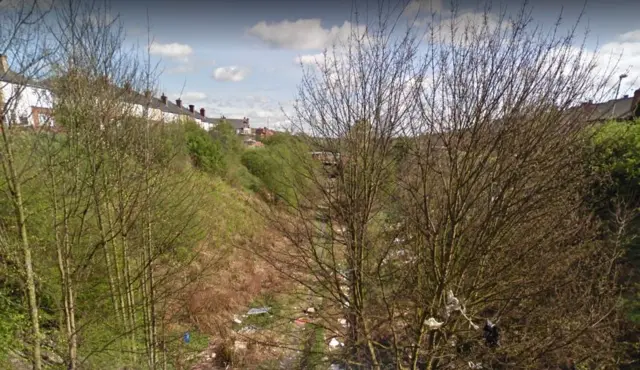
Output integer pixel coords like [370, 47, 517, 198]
[251, 1, 628, 369]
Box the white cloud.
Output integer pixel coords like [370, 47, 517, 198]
[591, 33, 640, 96]
[212, 66, 250, 82]
[248, 18, 366, 50]
[294, 53, 325, 65]
[198, 95, 293, 129]
[619, 30, 640, 43]
[149, 42, 193, 62]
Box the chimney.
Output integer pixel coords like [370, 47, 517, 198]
[176, 98, 182, 108]
[144, 90, 151, 98]
[200, 108, 205, 117]
[632, 88, 640, 117]
[580, 100, 594, 108]
[189, 104, 195, 114]
[624, 94, 629, 99]
[0, 54, 7, 74]
[124, 82, 132, 92]
[160, 93, 167, 105]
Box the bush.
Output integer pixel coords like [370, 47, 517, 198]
[585, 119, 640, 364]
[226, 163, 263, 192]
[183, 120, 226, 175]
[587, 120, 640, 212]
[241, 135, 315, 206]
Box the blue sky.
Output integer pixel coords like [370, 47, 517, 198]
[104, 0, 640, 129]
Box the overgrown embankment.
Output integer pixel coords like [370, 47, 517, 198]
[0, 115, 305, 369]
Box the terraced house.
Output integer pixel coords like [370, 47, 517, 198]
[0, 55, 55, 128]
[0, 54, 250, 132]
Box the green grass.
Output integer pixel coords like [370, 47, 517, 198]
[299, 324, 326, 370]
[240, 293, 284, 329]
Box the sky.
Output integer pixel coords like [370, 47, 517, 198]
[99, 0, 640, 129]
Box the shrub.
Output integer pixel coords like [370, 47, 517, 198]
[183, 120, 226, 175]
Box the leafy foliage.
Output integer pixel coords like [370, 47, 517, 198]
[183, 120, 226, 175]
[241, 134, 314, 206]
[585, 119, 640, 365]
[587, 120, 640, 213]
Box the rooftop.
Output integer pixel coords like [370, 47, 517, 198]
[1, 55, 251, 127]
[579, 91, 640, 122]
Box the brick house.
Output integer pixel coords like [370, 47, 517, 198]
[255, 127, 275, 139]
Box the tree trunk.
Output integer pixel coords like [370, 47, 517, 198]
[0, 114, 42, 370]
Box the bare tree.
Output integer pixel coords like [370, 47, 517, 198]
[255, 0, 625, 368]
[26, 1, 206, 368]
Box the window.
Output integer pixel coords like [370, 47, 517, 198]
[38, 113, 49, 126]
[19, 116, 29, 126]
[9, 112, 17, 127]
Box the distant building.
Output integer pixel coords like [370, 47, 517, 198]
[255, 127, 275, 139]
[0, 54, 54, 128]
[0, 54, 251, 132]
[578, 89, 640, 122]
[231, 117, 251, 135]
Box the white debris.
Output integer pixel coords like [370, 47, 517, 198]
[328, 338, 343, 348]
[338, 318, 347, 327]
[468, 361, 483, 369]
[247, 307, 270, 315]
[238, 325, 258, 334]
[232, 315, 242, 324]
[425, 317, 443, 330]
[305, 307, 316, 314]
[445, 290, 461, 314]
[445, 290, 479, 330]
[200, 352, 217, 362]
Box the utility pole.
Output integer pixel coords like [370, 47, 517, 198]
[611, 73, 628, 119]
[615, 73, 628, 100]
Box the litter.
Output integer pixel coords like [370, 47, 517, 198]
[237, 325, 258, 334]
[425, 317, 443, 330]
[247, 307, 271, 315]
[445, 290, 479, 330]
[294, 317, 311, 326]
[328, 338, 343, 348]
[483, 319, 500, 347]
